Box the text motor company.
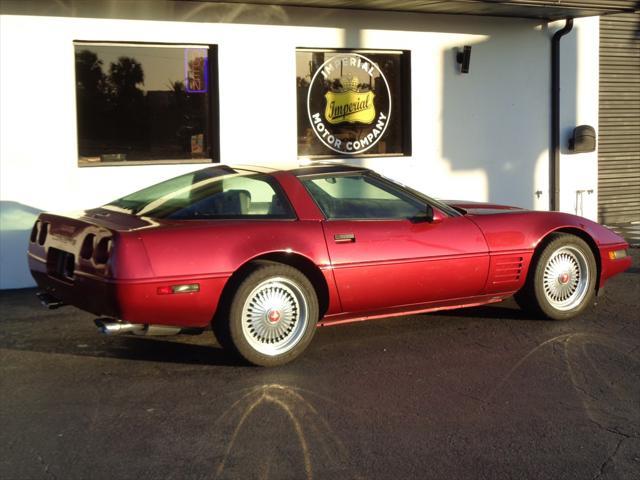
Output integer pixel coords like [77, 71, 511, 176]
[307, 53, 391, 155]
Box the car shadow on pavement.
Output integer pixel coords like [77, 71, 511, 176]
[435, 301, 547, 322]
[99, 335, 249, 367]
[0, 288, 251, 367]
[0, 327, 248, 367]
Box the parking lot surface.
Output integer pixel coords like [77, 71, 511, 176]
[1, 249, 638, 480]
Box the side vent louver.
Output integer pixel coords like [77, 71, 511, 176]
[492, 256, 524, 284]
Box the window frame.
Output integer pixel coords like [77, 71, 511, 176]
[73, 40, 220, 167]
[296, 47, 412, 160]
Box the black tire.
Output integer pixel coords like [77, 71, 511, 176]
[515, 233, 597, 320]
[219, 262, 319, 366]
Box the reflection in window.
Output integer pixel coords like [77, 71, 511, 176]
[296, 49, 411, 158]
[302, 174, 423, 219]
[105, 168, 295, 220]
[74, 42, 216, 165]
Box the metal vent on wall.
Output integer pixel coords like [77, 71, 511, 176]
[598, 12, 640, 227]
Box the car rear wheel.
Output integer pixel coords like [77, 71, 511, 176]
[515, 233, 597, 320]
[224, 262, 319, 366]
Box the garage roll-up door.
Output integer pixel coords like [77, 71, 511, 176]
[598, 12, 640, 225]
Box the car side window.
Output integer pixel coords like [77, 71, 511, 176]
[302, 174, 424, 220]
[129, 173, 295, 219]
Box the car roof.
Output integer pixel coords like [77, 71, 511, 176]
[233, 162, 369, 176]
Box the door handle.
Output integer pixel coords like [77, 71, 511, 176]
[334, 233, 355, 243]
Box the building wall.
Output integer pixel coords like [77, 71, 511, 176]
[0, 4, 599, 288]
[557, 17, 600, 221]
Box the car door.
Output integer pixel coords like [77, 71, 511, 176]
[300, 173, 490, 313]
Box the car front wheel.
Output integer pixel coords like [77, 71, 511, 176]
[515, 233, 597, 320]
[225, 262, 319, 366]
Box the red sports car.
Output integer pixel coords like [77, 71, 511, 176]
[28, 164, 631, 366]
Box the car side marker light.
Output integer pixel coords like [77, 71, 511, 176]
[608, 250, 627, 260]
[157, 284, 200, 295]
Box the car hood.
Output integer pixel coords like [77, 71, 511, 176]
[443, 200, 525, 215]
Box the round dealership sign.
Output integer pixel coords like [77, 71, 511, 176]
[306, 53, 391, 155]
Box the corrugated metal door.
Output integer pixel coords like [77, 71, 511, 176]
[598, 12, 640, 225]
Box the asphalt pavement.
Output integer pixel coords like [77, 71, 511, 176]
[1, 249, 639, 480]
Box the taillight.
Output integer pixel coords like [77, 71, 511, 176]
[30, 221, 40, 243]
[80, 234, 95, 260]
[37, 222, 49, 245]
[93, 237, 112, 264]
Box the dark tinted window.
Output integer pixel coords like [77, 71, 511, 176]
[105, 167, 295, 220]
[301, 174, 424, 219]
[74, 42, 217, 165]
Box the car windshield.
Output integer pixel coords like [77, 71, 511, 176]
[104, 166, 295, 220]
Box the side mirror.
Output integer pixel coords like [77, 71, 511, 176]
[426, 205, 445, 223]
[569, 125, 596, 153]
[411, 205, 445, 224]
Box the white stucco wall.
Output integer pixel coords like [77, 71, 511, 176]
[0, 5, 600, 288]
[557, 17, 600, 220]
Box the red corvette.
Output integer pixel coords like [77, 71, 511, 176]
[28, 164, 631, 366]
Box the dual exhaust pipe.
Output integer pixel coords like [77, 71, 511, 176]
[36, 291, 65, 310]
[36, 292, 185, 337]
[94, 318, 182, 336]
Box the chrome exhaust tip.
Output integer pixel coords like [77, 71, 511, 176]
[94, 319, 182, 336]
[94, 318, 144, 335]
[36, 291, 64, 310]
[141, 325, 182, 336]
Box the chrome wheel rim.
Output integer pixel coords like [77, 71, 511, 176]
[542, 246, 590, 311]
[241, 277, 308, 356]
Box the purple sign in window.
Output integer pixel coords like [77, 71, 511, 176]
[185, 48, 208, 93]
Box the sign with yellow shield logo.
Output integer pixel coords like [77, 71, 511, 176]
[306, 53, 391, 155]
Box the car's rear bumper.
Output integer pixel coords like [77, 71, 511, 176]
[29, 254, 227, 328]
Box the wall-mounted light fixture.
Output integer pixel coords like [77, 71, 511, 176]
[568, 125, 596, 153]
[456, 46, 472, 74]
